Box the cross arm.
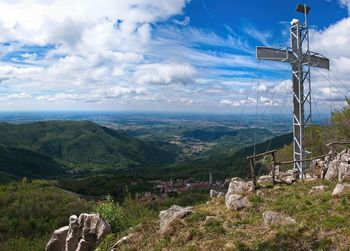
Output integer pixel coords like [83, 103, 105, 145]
[256, 46, 329, 70]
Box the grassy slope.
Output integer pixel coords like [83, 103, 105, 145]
[0, 180, 93, 251]
[102, 180, 350, 251]
[0, 121, 178, 172]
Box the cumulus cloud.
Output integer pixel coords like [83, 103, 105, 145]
[36, 86, 144, 103]
[134, 63, 197, 85]
[0, 0, 189, 46]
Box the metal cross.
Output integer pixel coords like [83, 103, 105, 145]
[256, 4, 330, 178]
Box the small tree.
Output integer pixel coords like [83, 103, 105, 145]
[93, 195, 130, 233]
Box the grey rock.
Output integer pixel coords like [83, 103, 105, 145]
[65, 215, 80, 251]
[263, 211, 296, 226]
[258, 175, 272, 183]
[309, 185, 329, 194]
[111, 233, 133, 249]
[325, 159, 340, 181]
[159, 205, 193, 234]
[225, 178, 253, 201]
[46, 226, 69, 251]
[275, 168, 299, 184]
[332, 183, 350, 197]
[210, 189, 224, 198]
[338, 162, 350, 182]
[225, 194, 252, 210]
[46, 213, 111, 251]
[310, 159, 327, 178]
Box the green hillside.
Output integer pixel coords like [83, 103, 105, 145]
[150, 132, 293, 180]
[0, 145, 64, 179]
[0, 121, 178, 172]
[0, 179, 93, 251]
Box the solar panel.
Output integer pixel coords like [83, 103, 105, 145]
[296, 4, 310, 14]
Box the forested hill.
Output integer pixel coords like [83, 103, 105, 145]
[0, 121, 178, 177]
[138, 132, 294, 180]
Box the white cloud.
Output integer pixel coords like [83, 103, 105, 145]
[5, 92, 32, 100]
[134, 63, 197, 85]
[36, 86, 144, 103]
[0, 0, 189, 46]
[173, 16, 190, 26]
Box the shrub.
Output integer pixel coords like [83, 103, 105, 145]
[93, 195, 130, 233]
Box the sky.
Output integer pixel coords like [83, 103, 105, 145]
[0, 0, 349, 114]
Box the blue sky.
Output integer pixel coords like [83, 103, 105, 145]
[0, 0, 348, 114]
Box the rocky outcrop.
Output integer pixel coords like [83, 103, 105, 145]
[46, 226, 69, 251]
[159, 205, 193, 234]
[46, 213, 111, 251]
[263, 211, 296, 226]
[274, 166, 299, 184]
[324, 149, 350, 182]
[225, 177, 253, 210]
[225, 178, 253, 198]
[324, 159, 339, 180]
[331, 183, 350, 197]
[310, 159, 328, 178]
[338, 162, 350, 182]
[225, 194, 252, 210]
[309, 185, 329, 195]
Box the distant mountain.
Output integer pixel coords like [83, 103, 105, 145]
[0, 121, 178, 174]
[182, 126, 239, 141]
[182, 127, 273, 142]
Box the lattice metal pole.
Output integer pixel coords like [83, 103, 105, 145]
[291, 17, 311, 178]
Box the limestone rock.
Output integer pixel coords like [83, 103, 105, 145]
[331, 183, 350, 197]
[76, 213, 111, 251]
[324, 149, 350, 182]
[309, 185, 329, 194]
[338, 162, 350, 182]
[263, 211, 296, 226]
[275, 167, 299, 184]
[210, 189, 224, 198]
[159, 205, 193, 234]
[258, 175, 272, 183]
[310, 159, 327, 178]
[110, 234, 133, 250]
[46, 213, 111, 251]
[225, 194, 252, 210]
[225, 177, 253, 200]
[46, 226, 69, 251]
[65, 215, 80, 251]
[325, 159, 340, 180]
